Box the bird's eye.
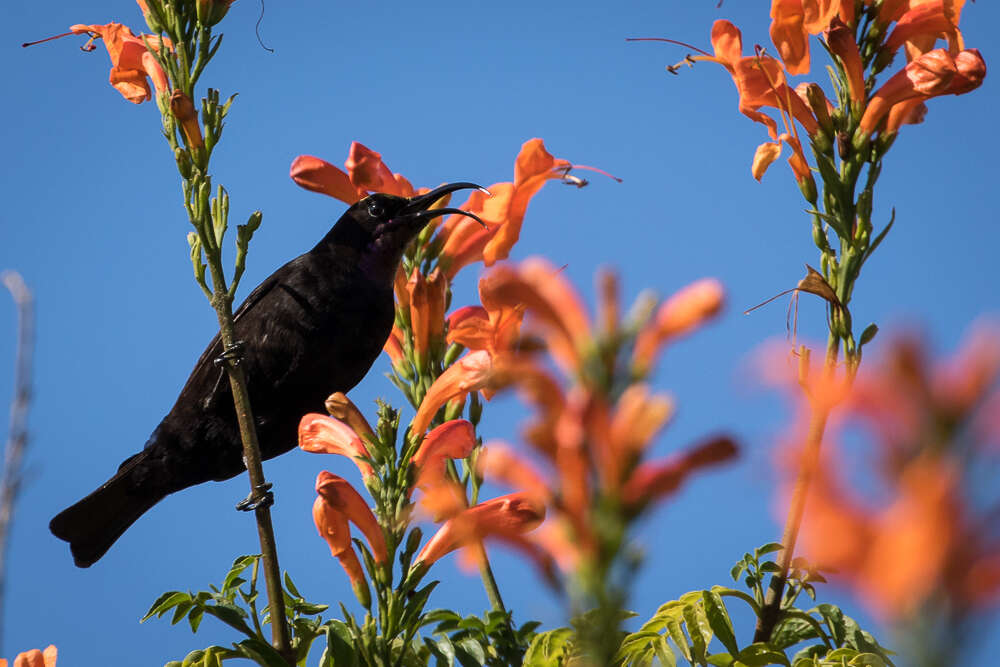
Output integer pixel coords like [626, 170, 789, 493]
[367, 201, 385, 218]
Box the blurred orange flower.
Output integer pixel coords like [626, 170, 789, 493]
[414, 493, 546, 571]
[0, 645, 57, 667]
[779, 326, 1000, 618]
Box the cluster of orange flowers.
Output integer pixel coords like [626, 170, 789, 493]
[685, 0, 985, 189]
[770, 325, 1000, 618]
[290, 137, 737, 593]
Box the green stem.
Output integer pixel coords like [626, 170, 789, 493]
[204, 260, 293, 664]
[753, 336, 837, 643]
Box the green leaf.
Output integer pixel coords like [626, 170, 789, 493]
[454, 637, 487, 666]
[222, 555, 259, 592]
[864, 208, 895, 261]
[736, 643, 791, 666]
[428, 636, 456, 667]
[321, 620, 358, 667]
[770, 615, 820, 650]
[523, 628, 573, 666]
[815, 605, 847, 646]
[202, 603, 255, 638]
[653, 637, 677, 667]
[283, 571, 302, 598]
[848, 655, 888, 667]
[682, 602, 712, 663]
[143, 591, 192, 622]
[703, 591, 740, 657]
[664, 615, 692, 663]
[295, 601, 329, 616]
[234, 638, 291, 667]
[755, 543, 784, 558]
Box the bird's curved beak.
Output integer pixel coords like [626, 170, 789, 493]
[401, 182, 490, 228]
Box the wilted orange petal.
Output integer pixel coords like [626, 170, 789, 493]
[290, 155, 362, 204]
[751, 140, 783, 181]
[316, 471, 388, 564]
[298, 414, 374, 479]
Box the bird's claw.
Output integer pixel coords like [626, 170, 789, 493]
[214, 340, 246, 368]
[236, 483, 273, 511]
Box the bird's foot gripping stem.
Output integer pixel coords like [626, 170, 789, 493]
[236, 483, 273, 512]
[214, 340, 246, 368]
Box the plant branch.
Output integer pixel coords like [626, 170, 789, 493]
[0, 272, 33, 656]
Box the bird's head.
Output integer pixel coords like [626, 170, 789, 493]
[337, 182, 487, 282]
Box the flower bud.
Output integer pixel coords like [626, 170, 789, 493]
[169, 90, 204, 153]
[197, 0, 233, 26]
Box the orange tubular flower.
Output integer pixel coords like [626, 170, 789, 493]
[313, 492, 370, 607]
[437, 139, 613, 277]
[478, 443, 553, 504]
[289, 155, 362, 204]
[315, 471, 388, 566]
[885, 1, 965, 60]
[447, 275, 525, 356]
[858, 48, 957, 135]
[30, 23, 172, 103]
[482, 258, 590, 373]
[411, 419, 477, 490]
[406, 268, 448, 362]
[702, 21, 819, 140]
[825, 18, 865, 107]
[621, 436, 738, 512]
[410, 350, 494, 436]
[324, 392, 376, 442]
[414, 493, 546, 568]
[1, 645, 58, 667]
[298, 414, 375, 480]
[344, 141, 414, 197]
[632, 278, 725, 373]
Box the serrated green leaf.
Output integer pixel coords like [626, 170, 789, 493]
[703, 591, 740, 656]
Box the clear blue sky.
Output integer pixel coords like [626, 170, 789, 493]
[2, 1, 998, 664]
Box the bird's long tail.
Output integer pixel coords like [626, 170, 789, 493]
[49, 452, 166, 568]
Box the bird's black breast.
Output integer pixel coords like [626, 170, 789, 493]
[155, 251, 396, 481]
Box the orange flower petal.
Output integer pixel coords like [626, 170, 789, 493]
[290, 155, 362, 204]
[622, 436, 738, 511]
[412, 419, 477, 490]
[411, 350, 493, 436]
[344, 141, 401, 195]
[298, 414, 374, 480]
[770, 0, 810, 75]
[316, 472, 387, 564]
[751, 140, 783, 181]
